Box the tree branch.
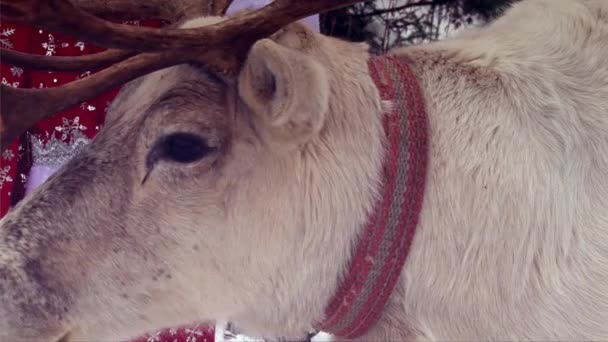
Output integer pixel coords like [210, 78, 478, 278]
[353, 0, 449, 17]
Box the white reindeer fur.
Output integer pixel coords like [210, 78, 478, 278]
[374, 0, 608, 340]
[182, 0, 608, 340]
[1, 1, 607, 341]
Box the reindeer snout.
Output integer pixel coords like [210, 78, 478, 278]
[0, 254, 72, 341]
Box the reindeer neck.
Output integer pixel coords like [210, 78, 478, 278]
[316, 55, 430, 339]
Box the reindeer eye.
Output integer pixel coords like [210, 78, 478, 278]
[146, 132, 214, 170]
[161, 132, 213, 163]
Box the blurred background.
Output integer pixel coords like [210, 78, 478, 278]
[322, 0, 517, 52]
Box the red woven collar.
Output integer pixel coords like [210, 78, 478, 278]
[315, 56, 429, 339]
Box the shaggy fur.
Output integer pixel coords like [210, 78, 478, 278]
[0, 0, 607, 340]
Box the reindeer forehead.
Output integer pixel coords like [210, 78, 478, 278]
[107, 64, 229, 130]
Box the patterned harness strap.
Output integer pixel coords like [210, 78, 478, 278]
[317, 55, 429, 339]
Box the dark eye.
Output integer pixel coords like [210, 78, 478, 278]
[161, 133, 213, 163]
[147, 132, 214, 169]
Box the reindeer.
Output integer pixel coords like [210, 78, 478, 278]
[1, 0, 608, 340]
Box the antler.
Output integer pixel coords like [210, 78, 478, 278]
[211, 0, 236, 16]
[1, 48, 136, 72]
[71, 0, 215, 22]
[0, 0, 364, 151]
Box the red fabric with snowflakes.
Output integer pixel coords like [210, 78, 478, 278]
[0, 19, 215, 342]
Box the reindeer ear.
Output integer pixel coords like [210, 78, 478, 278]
[237, 38, 329, 149]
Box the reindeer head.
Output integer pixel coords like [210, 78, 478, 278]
[0, 1, 386, 340]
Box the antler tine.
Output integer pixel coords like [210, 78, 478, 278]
[0, 44, 244, 152]
[73, 1, 237, 22]
[0, 48, 136, 72]
[67, 0, 212, 23]
[211, 0, 235, 15]
[0, 51, 182, 151]
[0, 0, 208, 75]
[1, 0, 364, 51]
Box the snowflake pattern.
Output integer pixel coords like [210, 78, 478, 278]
[1, 27, 15, 49]
[41, 33, 57, 55]
[41, 33, 69, 56]
[10, 66, 24, 77]
[80, 102, 97, 111]
[55, 117, 87, 141]
[2, 149, 15, 161]
[76, 70, 92, 80]
[2, 77, 20, 88]
[75, 41, 86, 51]
[0, 166, 13, 190]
